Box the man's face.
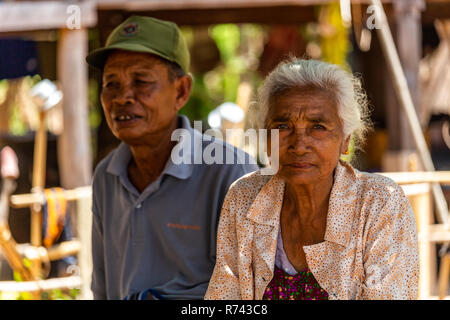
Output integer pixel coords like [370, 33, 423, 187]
[101, 50, 189, 145]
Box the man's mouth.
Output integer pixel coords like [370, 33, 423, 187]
[113, 113, 142, 122]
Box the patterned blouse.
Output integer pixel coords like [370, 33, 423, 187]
[205, 160, 419, 300]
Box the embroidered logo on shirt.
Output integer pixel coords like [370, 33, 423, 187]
[167, 223, 200, 231]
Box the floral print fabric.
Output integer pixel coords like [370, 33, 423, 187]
[263, 266, 329, 300]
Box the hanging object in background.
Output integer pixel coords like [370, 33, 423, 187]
[352, 0, 372, 52]
[30, 79, 62, 113]
[190, 27, 221, 74]
[340, 0, 352, 28]
[208, 102, 244, 130]
[42, 188, 67, 248]
[257, 26, 306, 77]
[0, 77, 64, 136]
[419, 20, 450, 126]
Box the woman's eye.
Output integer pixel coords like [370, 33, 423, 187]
[313, 124, 326, 130]
[275, 124, 289, 130]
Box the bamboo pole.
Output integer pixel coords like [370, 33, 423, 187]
[370, 0, 449, 226]
[9, 186, 92, 209]
[0, 276, 81, 293]
[30, 111, 47, 278]
[46, 240, 81, 261]
[377, 171, 450, 185]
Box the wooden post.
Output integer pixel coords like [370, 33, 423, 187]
[57, 28, 92, 190]
[382, 0, 425, 173]
[403, 183, 436, 299]
[76, 190, 93, 300]
[371, 0, 449, 226]
[57, 26, 92, 244]
[57, 28, 93, 299]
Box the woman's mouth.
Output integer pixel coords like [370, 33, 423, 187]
[285, 162, 314, 170]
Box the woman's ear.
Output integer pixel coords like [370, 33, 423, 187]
[174, 74, 192, 112]
[341, 135, 351, 154]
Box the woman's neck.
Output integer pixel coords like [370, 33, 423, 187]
[283, 174, 334, 225]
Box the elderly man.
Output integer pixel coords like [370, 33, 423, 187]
[86, 16, 257, 300]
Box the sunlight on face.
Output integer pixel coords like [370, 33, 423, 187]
[266, 87, 348, 186]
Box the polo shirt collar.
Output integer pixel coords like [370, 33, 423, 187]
[106, 114, 194, 181]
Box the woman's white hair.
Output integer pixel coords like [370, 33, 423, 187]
[254, 58, 372, 148]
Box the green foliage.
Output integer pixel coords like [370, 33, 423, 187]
[88, 78, 102, 129]
[180, 24, 264, 123]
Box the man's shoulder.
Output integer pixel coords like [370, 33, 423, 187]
[199, 135, 258, 173]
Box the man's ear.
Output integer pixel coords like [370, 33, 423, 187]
[174, 74, 192, 112]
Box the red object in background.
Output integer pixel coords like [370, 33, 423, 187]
[258, 25, 307, 77]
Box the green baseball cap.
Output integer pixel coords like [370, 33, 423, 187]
[86, 15, 190, 73]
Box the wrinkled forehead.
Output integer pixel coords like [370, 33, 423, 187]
[103, 50, 167, 76]
[268, 86, 339, 119]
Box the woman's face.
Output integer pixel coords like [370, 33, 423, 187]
[266, 86, 349, 186]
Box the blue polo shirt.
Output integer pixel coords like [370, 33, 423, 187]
[91, 115, 258, 300]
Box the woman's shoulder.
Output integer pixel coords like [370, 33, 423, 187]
[336, 161, 410, 217]
[344, 163, 411, 218]
[225, 169, 273, 205]
[228, 168, 271, 192]
[356, 168, 404, 199]
[339, 161, 402, 197]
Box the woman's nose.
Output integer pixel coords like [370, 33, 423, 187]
[288, 128, 311, 153]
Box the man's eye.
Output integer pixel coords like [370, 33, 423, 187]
[135, 80, 151, 85]
[104, 81, 118, 88]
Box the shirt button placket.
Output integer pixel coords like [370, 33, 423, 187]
[132, 202, 144, 244]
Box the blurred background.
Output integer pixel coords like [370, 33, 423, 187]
[0, 0, 448, 300]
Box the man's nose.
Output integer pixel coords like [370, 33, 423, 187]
[113, 84, 135, 106]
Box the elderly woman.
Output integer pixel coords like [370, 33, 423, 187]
[205, 58, 419, 300]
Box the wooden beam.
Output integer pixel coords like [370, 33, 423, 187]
[97, 6, 319, 29]
[96, 0, 333, 10]
[96, 0, 420, 11]
[0, 1, 97, 33]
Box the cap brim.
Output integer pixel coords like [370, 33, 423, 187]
[85, 42, 178, 71]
